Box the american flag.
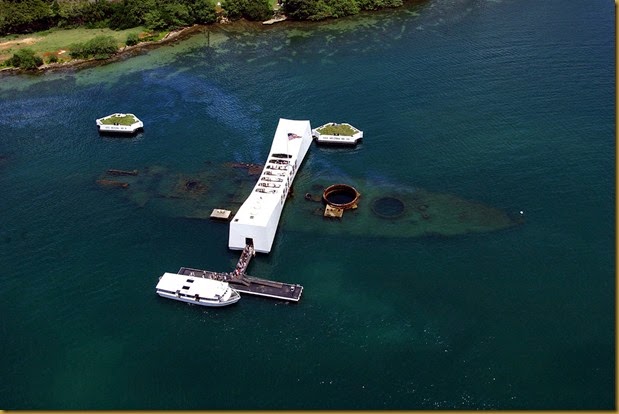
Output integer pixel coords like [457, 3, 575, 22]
[287, 132, 302, 140]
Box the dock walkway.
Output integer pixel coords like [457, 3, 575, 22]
[233, 243, 255, 277]
[178, 266, 303, 302]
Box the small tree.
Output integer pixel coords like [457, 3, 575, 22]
[126, 33, 140, 46]
[284, 0, 327, 20]
[86, 35, 118, 56]
[326, 0, 359, 18]
[244, 0, 273, 21]
[143, 10, 167, 31]
[191, 0, 217, 24]
[5, 48, 43, 69]
[222, 0, 272, 21]
[221, 0, 246, 20]
[69, 35, 118, 59]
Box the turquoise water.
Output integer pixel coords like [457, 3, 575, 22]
[0, 0, 614, 409]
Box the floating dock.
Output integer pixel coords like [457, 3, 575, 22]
[210, 208, 232, 220]
[263, 15, 287, 25]
[178, 244, 302, 301]
[177, 267, 303, 302]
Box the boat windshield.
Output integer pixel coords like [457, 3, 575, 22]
[221, 288, 232, 301]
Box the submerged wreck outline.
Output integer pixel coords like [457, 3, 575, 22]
[95, 161, 523, 239]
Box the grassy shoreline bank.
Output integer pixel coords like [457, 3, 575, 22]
[0, 0, 425, 76]
[0, 24, 207, 75]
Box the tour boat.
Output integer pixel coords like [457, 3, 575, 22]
[155, 272, 241, 307]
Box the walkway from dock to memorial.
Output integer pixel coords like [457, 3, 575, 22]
[177, 243, 302, 301]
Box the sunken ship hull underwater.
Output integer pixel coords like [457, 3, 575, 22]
[96, 159, 522, 240]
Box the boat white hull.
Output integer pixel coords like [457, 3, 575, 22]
[155, 272, 241, 307]
[156, 290, 240, 307]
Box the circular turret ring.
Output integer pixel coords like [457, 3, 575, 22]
[322, 184, 361, 210]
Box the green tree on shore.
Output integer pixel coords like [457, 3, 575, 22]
[4, 48, 43, 69]
[69, 35, 118, 59]
[220, 0, 272, 21]
[125, 32, 140, 46]
[284, 0, 404, 20]
[0, 0, 52, 35]
[0, 0, 410, 37]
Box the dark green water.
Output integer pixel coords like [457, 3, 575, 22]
[0, 0, 614, 409]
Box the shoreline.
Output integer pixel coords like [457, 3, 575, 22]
[0, 18, 299, 76]
[0, 24, 211, 76]
[0, 1, 423, 77]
